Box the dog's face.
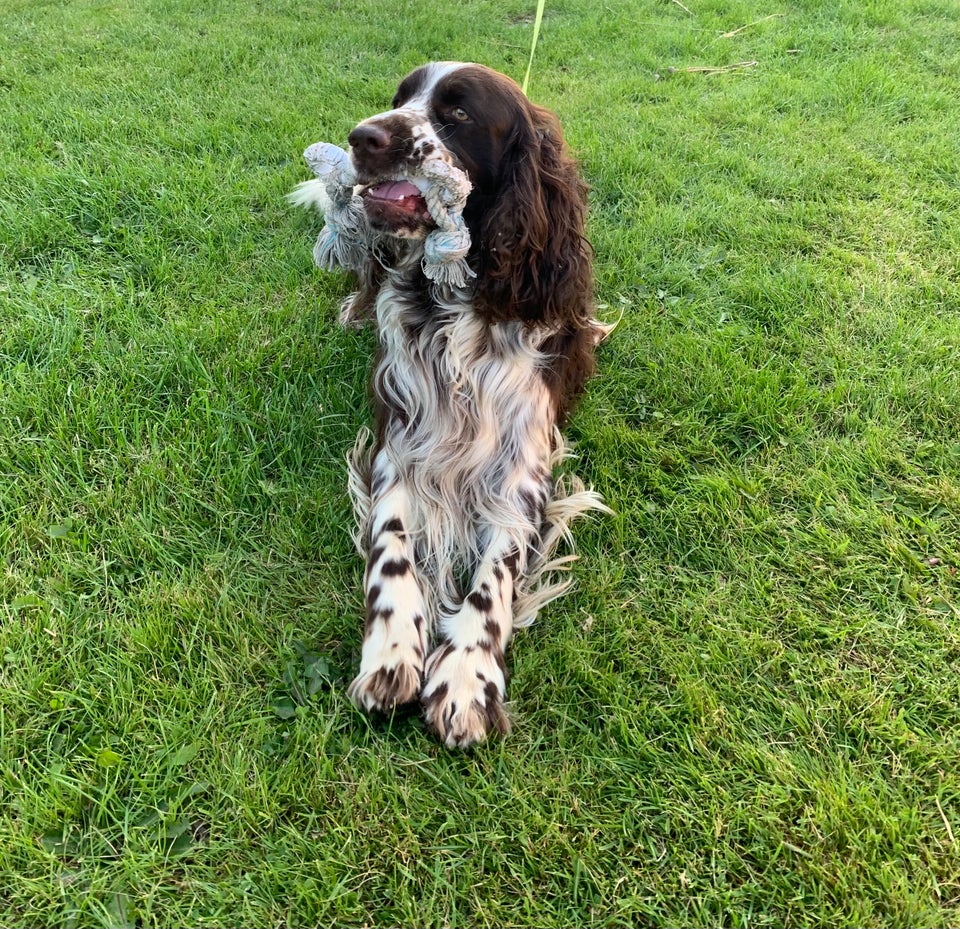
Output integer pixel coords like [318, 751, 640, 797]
[347, 62, 531, 238]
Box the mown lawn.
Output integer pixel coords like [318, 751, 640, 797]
[1, 0, 959, 925]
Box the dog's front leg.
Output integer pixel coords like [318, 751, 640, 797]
[348, 449, 429, 713]
[421, 527, 525, 748]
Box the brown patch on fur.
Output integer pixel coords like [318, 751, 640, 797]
[467, 589, 494, 613]
[380, 557, 411, 577]
[480, 681, 510, 736]
[350, 663, 422, 710]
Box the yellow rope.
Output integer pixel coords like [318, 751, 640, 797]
[520, 0, 546, 96]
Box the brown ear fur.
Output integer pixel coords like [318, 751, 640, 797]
[473, 105, 594, 328]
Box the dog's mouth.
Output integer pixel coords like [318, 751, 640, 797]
[360, 180, 435, 234]
[364, 180, 427, 211]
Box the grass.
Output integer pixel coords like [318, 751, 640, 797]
[1, 0, 959, 925]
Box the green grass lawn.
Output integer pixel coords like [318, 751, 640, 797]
[2, 0, 959, 925]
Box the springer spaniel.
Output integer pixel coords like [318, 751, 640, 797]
[303, 63, 610, 747]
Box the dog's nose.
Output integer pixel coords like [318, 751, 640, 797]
[348, 123, 391, 155]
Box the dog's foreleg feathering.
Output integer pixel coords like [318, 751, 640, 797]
[420, 528, 518, 748]
[346, 448, 429, 712]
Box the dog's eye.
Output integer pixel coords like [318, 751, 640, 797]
[450, 106, 471, 123]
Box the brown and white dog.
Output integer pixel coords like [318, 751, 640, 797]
[304, 63, 610, 747]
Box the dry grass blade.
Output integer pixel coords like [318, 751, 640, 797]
[670, 60, 758, 75]
[936, 798, 958, 850]
[721, 13, 785, 38]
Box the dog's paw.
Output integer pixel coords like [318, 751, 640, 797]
[348, 660, 422, 714]
[421, 643, 510, 748]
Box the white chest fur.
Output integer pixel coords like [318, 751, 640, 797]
[372, 279, 554, 595]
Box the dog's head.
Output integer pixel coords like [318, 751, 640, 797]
[347, 62, 592, 326]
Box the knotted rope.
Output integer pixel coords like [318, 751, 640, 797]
[301, 141, 475, 288]
[303, 142, 370, 275]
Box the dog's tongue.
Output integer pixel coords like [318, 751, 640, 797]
[367, 181, 423, 202]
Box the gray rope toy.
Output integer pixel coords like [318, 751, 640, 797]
[300, 141, 476, 289]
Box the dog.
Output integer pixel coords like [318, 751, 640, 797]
[297, 63, 610, 747]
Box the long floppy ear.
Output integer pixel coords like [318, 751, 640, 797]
[473, 104, 593, 327]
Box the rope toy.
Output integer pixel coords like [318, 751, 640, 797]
[303, 142, 370, 275]
[301, 141, 476, 289]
